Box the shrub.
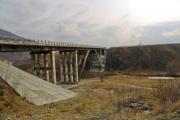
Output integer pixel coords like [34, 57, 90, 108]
[152, 79, 180, 113]
[153, 80, 180, 103]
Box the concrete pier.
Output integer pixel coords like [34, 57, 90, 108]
[50, 51, 57, 85]
[44, 53, 50, 81]
[74, 50, 78, 83]
[59, 52, 64, 83]
[70, 52, 74, 83]
[64, 52, 69, 83]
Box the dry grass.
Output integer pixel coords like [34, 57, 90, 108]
[0, 75, 179, 120]
[94, 75, 180, 116]
[0, 78, 15, 112]
[153, 80, 180, 102]
[100, 75, 156, 87]
[152, 79, 180, 114]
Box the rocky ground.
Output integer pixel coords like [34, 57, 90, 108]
[0, 75, 180, 120]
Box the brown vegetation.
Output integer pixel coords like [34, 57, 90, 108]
[152, 79, 180, 113]
[106, 44, 180, 76]
[0, 75, 179, 120]
[0, 78, 15, 111]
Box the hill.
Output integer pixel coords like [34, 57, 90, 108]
[0, 28, 29, 60]
[0, 28, 24, 40]
[106, 44, 180, 74]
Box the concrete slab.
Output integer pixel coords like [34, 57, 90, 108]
[0, 59, 76, 105]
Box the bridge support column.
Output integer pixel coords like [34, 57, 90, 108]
[50, 51, 57, 85]
[70, 52, 74, 83]
[59, 52, 64, 83]
[39, 54, 43, 78]
[95, 49, 106, 72]
[30, 53, 37, 76]
[37, 53, 41, 77]
[30, 49, 106, 85]
[74, 50, 78, 83]
[44, 53, 50, 82]
[64, 52, 69, 83]
[79, 50, 90, 79]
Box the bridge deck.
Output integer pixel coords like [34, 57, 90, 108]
[0, 39, 105, 52]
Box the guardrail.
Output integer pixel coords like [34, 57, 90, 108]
[0, 38, 103, 48]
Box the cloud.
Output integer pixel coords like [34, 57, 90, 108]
[0, 0, 180, 47]
[133, 21, 180, 45]
[162, 29, 180, 38]
[0, 0, 135, 47]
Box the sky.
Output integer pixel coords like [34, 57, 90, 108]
[0, 0, 180, 47]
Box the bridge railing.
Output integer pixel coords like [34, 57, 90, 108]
[0, 38, 80, 47]
[33, 39, 90, 47]
[0, 37, 103, 48]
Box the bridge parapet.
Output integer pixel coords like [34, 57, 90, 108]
[0, 38, 104, 49]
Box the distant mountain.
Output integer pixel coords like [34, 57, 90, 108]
[106, 44, 180, 74]
[0, 28, 24, 40]
[0, 28, 29, 60]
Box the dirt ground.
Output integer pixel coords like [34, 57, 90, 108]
[0, 75, 180, 120]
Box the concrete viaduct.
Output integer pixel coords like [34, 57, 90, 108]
[0, 38, 107, 85]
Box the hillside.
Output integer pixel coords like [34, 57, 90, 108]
[0, 28, 29, 60]
[0, 28, 24, 40]
[106, 44, 180, 74]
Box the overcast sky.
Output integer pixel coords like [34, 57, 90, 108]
[0, 0, 180, 47]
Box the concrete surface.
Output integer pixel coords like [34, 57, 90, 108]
[0, 59, 76, 105]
